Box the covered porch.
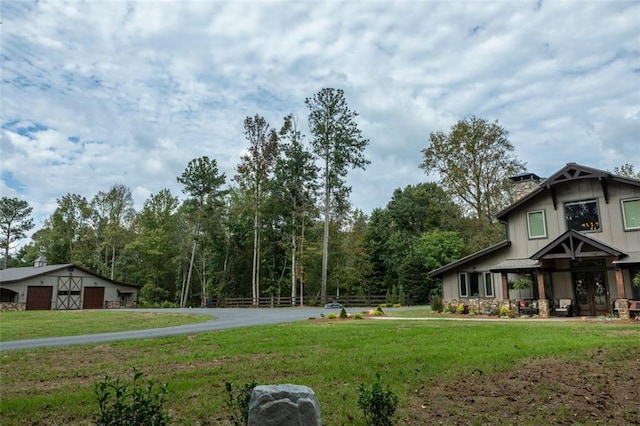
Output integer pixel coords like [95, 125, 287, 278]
[491, 230, 639, 319]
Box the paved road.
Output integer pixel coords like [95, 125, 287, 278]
[0, 307, 346, 351]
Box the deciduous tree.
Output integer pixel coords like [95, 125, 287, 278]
[420, 116, 525, 225]
[177, 156, 227, 307]
[234, 115, 279, 305]
[273, 114, 319, 305]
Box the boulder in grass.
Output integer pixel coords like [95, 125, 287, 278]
[247, 384, 321, 426]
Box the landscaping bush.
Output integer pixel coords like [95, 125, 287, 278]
[93, 368, 170, 426]
[354, 313, 363, 320]
[224, 380, 257, 426]
[456, 303, 466, 314]
[499, 306, 511, 317]
[357, 372, 399, 426]
[327, 313, 338, 319]
[430, 296, 444, 313]
[340, 307, 348, 319]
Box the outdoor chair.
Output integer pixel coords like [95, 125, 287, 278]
[555, 299, 573, 317]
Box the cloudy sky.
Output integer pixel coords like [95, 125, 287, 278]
[2, 0, 639, 236]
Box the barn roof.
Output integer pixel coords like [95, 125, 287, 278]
[0, 264, 138, 288]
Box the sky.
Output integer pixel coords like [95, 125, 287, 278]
[2, 0, 639, 239]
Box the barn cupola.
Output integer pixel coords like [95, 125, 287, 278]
[510, 172, 541, 202]
[34, 256, 47, 268]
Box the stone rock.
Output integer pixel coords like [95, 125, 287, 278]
[247, 384, 322, 426]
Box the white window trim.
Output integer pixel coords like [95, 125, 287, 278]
[621, 198, 640, 231]
[526, 209, 547, 239]
[458, 272, 468, 298]
[484, 272, 494, 298]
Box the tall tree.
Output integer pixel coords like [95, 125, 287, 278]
[306, 88, 370, 303]
[234, 115, 279, 306]
[0, 197, 35, 269]
[420, 116, 525, 225]
[90, 184, 136, 280]
[177, 156, 227, 307]
[41, 194, 92, 265]
[124, 189, 181, 304]
[273, 114, 319, 305]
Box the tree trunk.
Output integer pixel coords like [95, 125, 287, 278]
[321, 156, 330, 304]
[300, 214, 305, 306]
[291, 220, 296, 306]
[182, 240, 197, 307]
[252, 189, 260, 306]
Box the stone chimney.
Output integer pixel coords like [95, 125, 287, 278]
[34, 256, 47, 268]
[510, 172, 541, 202]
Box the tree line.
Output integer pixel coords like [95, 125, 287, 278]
[5, 87, 636, 306]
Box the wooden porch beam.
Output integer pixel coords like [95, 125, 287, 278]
[615, 266, 626, 299]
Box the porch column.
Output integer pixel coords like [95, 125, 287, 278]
[614, 266, 629, 319]
[501, 272, 509, 301]
[536, 269, 549, 318]
[615, 266, 626, 299]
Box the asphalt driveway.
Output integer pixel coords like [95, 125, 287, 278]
[0, 307, 336, 351]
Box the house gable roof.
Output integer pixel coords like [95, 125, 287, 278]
[497, 163, 640, 221]
[531, 229, 625, 260]
[428, 240, 511, 278]
[0, 264, 138, 288]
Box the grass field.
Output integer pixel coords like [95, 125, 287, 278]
[0, 310, 210, 341]
[0, 311, 639, 425]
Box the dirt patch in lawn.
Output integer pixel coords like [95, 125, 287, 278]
[403, 346, 640, 425]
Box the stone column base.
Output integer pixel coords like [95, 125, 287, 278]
[538, 299, 550, 318]
[614, 299, 629, 320]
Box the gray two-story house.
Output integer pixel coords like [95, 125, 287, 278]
[429, 163, 640, 319]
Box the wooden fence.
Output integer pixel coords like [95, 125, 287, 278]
[206, 294, 389, 308]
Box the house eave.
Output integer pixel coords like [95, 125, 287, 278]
[429, 240, 511, 278]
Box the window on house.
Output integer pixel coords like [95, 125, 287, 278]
[470, 273, 480, 297]
[622, 198, 640, 230]
[484, 272, 494, 297]
[459, 273, 468, 297]
[565, 199, 600, 232]
[527, 210, 547, 239]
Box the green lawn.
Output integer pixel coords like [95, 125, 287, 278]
[0, 310, 210, 341]
[1, 315, 638, 425]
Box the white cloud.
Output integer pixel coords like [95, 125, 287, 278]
[1, 0, 638, 237]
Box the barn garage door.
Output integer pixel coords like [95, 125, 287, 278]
[26, 286, 53, 310]
[83, 287, 105, 309]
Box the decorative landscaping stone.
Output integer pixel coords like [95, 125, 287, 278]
[248, 384, 322, 426]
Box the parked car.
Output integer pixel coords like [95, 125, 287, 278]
[324, 302, 343, 309]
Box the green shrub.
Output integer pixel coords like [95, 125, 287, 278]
[93, 368, 170, 426]
[340, 307, 348, 319]
[456, 303, 466, 314]
[224, 381, 257, 426]
[430, 296, 444, 313]
[376, 305, 385, 314]
[160, 301, 176, 309]
[327, 313, 338, 319]
[357, 372, 399, 426]
[392, 303, 401, 308]
[354, 313, 363, 320]
[499, 306, 511, 317]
